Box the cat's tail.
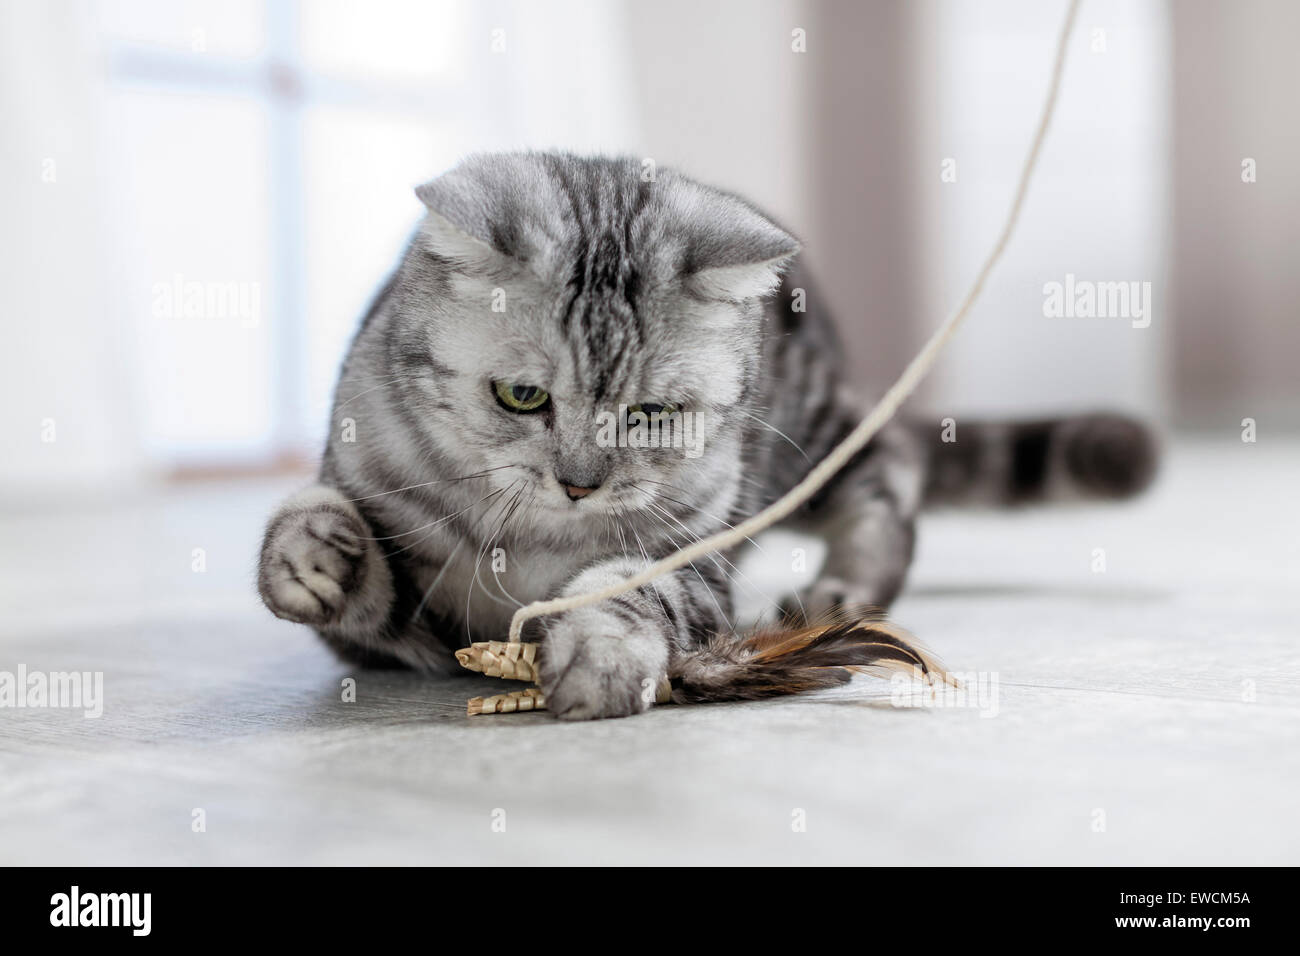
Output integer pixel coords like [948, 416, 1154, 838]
[666, 608, 956, 704]
[916, 412, 1158, 508]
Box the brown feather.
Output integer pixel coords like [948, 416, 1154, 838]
[667, 606, 956, 704]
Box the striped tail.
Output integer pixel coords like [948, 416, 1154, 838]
[919, 412, 1158, 508]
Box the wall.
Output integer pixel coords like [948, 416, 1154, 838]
[1171, 0, 1300, 431]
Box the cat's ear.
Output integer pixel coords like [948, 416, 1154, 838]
[676, 188, 801, 302]
[689, 254, 799, 302]
[415, 209, 503, 270]
[414, 170, 519, 270]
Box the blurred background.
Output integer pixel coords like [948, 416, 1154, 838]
[2, 0, 1297, 496]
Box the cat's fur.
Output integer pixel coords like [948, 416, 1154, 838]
[258, 152, 1157, 719]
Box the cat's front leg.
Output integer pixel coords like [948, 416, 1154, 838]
[257, 485, 395, 644]
[785, 422, 926, 617]
[539, 556, 729, 720]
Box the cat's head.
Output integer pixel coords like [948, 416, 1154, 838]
[390, 152, 798, 541]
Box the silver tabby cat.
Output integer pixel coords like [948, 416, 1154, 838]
[258, 152, 1155, 719]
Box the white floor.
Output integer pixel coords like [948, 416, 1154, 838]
[1, 438, 1296, 865]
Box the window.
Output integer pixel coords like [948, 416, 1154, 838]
[99, 0, 508, 468]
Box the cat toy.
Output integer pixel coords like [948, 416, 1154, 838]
[458, 615, 956, 715]
[459, 0, 1081, 715]
[456, 640, 665, 714]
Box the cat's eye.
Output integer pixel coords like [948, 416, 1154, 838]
[627, 402, 679, 421]
[493, 380, 550, 413]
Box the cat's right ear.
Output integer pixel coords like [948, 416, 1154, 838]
[414, 176, 510, 271]
[416, 209, 500, 270]
[416, 169, 538, 277]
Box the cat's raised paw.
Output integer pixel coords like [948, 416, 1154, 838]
[258, 500, 370, 627]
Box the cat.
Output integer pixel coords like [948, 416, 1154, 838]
[257, 152, 1157, 719]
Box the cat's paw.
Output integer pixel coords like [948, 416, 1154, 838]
[258, 493, 371, 627]
[539, 604, 668, 721]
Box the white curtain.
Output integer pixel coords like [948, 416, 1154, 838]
[0, 0, 145, 496]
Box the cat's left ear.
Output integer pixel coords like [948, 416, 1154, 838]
[677, 189, 801, 302]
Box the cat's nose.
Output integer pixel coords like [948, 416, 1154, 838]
[562, 482, 597, 501]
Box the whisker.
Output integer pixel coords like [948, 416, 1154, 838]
[619, 505, 674, 626]
[363, 487, 505, 544]
[637, 507, 732, 630]
[335, 375, 405, 410]
[488, 488, 532, 609]
[464, 483, 526, 641]
[642, 499, 783, 620]
[345, 464, 517, 504]
[635, 480, 766, 553]
[451, 482, 520, 641]
[736, 408, 811, 462]
[637, 480, 805, 622]
[475, 484, 528, 607]
[410, 532, 467, 623]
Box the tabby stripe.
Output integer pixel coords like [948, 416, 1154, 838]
[1009, 422, 1055, 502]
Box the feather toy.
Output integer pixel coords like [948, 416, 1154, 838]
[458, 608, 956, 716]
